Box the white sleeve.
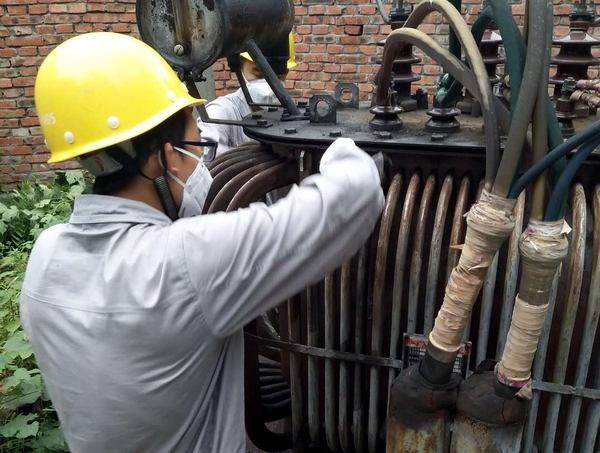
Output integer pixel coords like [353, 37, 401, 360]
[197, 101, 237, 154]
[179, 138, 385, 338]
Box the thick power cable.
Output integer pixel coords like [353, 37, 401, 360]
[491, 0, 548, 197]
[529, 0, 553, 221]
[544, 134, 600, 221]
[509, 121, 600, 199]
[401, 0, 500, 187]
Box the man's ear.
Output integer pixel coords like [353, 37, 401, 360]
[162, 142, 181, 177]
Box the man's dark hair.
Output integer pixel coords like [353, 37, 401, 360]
[93, 109, 188, 195]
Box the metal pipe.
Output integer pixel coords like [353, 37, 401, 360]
[287, 294, 305, 451]
[324, 273, 340, 452]
[408, 174, 436, 334]
[338, 261, 352, 452]
[368, 173, 402, 453]
[388, 172, 420, 391]
[227, 160, 298, 211]
[581, 352, 600, 452]
[446, 175, 470, 285]
[353, 244, 368, 453]
[476, 251, 499, 366]
[206, 143, 265, 171]
[307, 285, 320, 443]
[521, 274, 561, 452]
[207, 157, 281, 213]
[496, 192, 526, 358]
[245, 40, 301, 117]
[424, 174, 453, 335]
[543, 184, 587, 453]
[563, 185, 600, 452]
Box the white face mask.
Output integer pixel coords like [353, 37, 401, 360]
[164, 146, 213, 218]
[246, 78, 278, 104]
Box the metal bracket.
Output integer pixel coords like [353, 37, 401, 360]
[196, 103, 273, 128]
[309, 94, 337, 124]
[335, 83, 360, 109]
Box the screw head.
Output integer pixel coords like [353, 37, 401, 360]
[329, 130, 342, 137]
[285, 127, 297, 134]
[174, 44, 185, 56]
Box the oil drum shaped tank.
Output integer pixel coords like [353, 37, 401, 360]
[136, 0, 294, 72]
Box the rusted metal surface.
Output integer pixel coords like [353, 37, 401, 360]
[206, 156, 281, 213]
[408, 174, 436, 334]
[208, 146, 267, 174]
[386, 364, 457, 453]
[227, 160, 299, 211]
[562, 185, 600, 451]
[424, 173, 453, 334]
[137, 0, 294, 72]
[543, 184, 587, 453]
[450, 412, 523, 453]
[388, 172, 421, 391]
[368, 173, 402, 453]
[206, 144, 261, 169]
[227, 152, 600, 452]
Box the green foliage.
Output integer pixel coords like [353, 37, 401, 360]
[0, 171, 89, 249]
[0, 171, 91, 452]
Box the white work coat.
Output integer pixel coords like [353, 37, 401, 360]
[20, 139, 384, 453]
[198, 88, 255, 154]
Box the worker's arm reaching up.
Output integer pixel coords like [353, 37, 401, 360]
[178, 137, 385, 338]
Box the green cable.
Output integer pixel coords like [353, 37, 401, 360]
[544, 134, 600, 221]
[509, 122, 600, 199]
[436, 7, 494, 107]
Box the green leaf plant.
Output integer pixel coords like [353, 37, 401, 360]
[0, 170, 92, 452]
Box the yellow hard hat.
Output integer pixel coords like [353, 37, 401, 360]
[240, 33, 297, 70]
[35, 32, 206, 164]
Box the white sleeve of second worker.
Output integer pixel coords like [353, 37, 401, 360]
[179, 138, 385, 338]
[197, 101, 237, 154]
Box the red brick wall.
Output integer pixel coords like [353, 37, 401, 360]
[0, 0, 139, 188]
[1, 0, 599, 187]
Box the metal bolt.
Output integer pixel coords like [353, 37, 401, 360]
[285, 127, 297, 134]
[257, 119, 269, 126]
[251, 113, 263, 119]
[431, 133, 447, 142]
[374, 131, 392, 139]
[329, 130, 342, 137]
[174, 44, 186, 56]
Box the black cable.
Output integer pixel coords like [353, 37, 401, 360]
[544, 133, 600, 221]
[509, 121, 600, 199]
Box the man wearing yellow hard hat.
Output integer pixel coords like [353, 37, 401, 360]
[21, 32, 384, 453]
[198, 33, 297, 154]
